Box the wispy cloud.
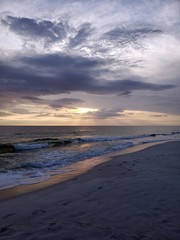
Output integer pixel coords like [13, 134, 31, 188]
[0, 111, 12, 117]
[1, 15, 68, 46]
[69, 22, 94, 48]
[0, 0, 179, 124]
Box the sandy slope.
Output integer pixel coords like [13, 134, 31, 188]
[0, 141, 180, 240]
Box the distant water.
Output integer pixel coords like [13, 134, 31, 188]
[0, 126, 179, 189]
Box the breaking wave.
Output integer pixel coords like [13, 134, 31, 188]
[0, 131, 180, 153]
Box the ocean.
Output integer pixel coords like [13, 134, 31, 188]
[0, 126, 179, 190]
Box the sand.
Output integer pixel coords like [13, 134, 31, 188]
[0, 141, 180, 240]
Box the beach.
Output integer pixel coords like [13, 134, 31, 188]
[0, 141, 180, 240]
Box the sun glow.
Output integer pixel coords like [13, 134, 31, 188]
[74, 108, 98, 114]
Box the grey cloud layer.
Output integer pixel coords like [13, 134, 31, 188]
[85, 108, 124, 119]
[0, 54, 175, 101]
[49, 98, 84, 109]
[21, 96, 84, 109]
[0, 0, 179, 119]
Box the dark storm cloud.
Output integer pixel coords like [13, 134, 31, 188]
[1, 15, 68, 44]
[0, 54, 175, 103]
[69, 22, 94, 47]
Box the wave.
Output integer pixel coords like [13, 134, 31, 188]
[0, 143, 16, 154]
[0, 139, 75, 153]
[13, 142, 135, 170]
[78, 134, 153, 143]
[14, 143, 49, 150]
[0, 131, 179, 153]
[31, 137, 59, 142]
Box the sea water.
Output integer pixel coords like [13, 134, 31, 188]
[0, 126, 179, 189]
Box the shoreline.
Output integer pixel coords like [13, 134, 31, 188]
[0, 141, 167, 202]
[0, 140, 179, 239]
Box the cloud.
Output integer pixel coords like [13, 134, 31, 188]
[85, 108, 124, 119]
[0, 53, 175, 109]
[49, 98, 85, 109]
[53, 113, 73, 118]
[11, 108, 31, 114]
[22, 96, 84, 109]
[104, 27, 162, 40]
[69, 22, 94, 47]
[1, 15, 94, 50]
[102, 26, 163, 50]
[34, 113, 51, 118]
[0, 0, 179, 123]
[1, 15, 68, 45]
[22, 96, 44, 103]
[152, 114, 167, 117]
[0, 111, 12, 117]
[20, 53, 101, 69]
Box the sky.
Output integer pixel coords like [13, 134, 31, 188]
[0, 0, 180, 126]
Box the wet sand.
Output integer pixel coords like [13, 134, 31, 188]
[0, 141, 180, 240]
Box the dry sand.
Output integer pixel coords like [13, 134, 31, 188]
[0, 141, 180, 240]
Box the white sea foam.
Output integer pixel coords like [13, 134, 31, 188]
[17, 141, 135, 169]
[111, 142, 134, 151]
[0, 126, 180, 190]
[4, 132, 180, 153]
[0, 173, 19, 190]
[0, 169, 73, 189]
[14, 142, 49, 150]
[79, 134, 154, 143]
